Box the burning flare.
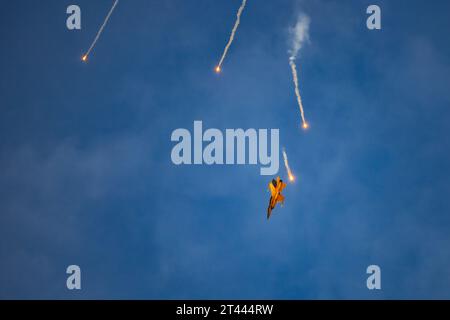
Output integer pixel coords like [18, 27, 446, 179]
[282, 148, 295, 182]
[82, 0, 119, 61]
[288, 14, 310, 130]
[215, 0, 247, 72]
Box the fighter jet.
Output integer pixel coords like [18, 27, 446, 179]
[267, 176, 287, 219]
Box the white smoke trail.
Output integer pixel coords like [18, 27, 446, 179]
[288, 14, 310, 129]
[282, 148, 295, 182]
[216, 0, 247, 71]
[289, 59, 307, 127]
[83, 0, 119, 60]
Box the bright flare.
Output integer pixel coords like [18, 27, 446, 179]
[289, 58, 308, 130]
[216, 0, 247, 72]
[215, 66, 221, 73]
[282, 148, 295, 183]
[82, 0, 119, 62]
[288, 14, 310, 130]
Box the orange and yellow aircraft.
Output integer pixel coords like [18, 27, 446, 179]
[267, 176, 287, 219]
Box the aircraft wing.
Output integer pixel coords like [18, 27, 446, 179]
[269, 182, 276, 195]
[276, 194, 285, 204]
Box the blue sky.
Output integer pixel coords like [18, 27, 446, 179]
[1, 0, 450, 299]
